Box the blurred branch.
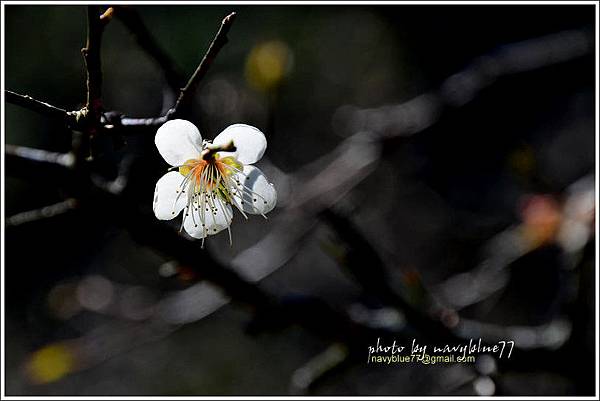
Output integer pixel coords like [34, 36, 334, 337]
[436, 173, 595, 310]
[5, 144, 76, 184]
[434, 226, 523, 310]
[54, 320, 175, 381]
[7, 14, 594, 389]
[167, 11, 236, 119]
[113, 114, 168, 128]
[113, 6, 185, 91]
[6, 199, 78, 227]
[321, 207, 458, 341]
[229, 133, 382, 283]
[232, 28, 593, 289]
[456, 317, 572, 350]
[335, 29, 592, 137]
[102, 190, 277, 311]
[220, 29, 594, 360]
[290, 343, 349, 395]
[90, 155, 135, 195]
[5, 144, 75, 168]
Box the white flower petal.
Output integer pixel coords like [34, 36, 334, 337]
[155, 119, 203, 166]
[232, 165, 277, 215]
[182, 196, 233, 239]
[213, 124, 267, 165]
[153, 171, 187, 220]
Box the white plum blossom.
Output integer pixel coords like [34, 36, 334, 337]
[153, 119, 277, 245]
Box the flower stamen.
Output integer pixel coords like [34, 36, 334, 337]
[153, 120, 275, 244]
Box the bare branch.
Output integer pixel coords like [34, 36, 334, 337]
[113, 6, 185, 91]
[167, 12, 236, 119]
[6, 199, 78, 227]
[5, 90, 77, 126]
[81, 6, 111, 119]
[93, 12, 237, 131]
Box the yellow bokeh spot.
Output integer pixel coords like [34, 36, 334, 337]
[26, 343, 75, 384]
[245, 40, 293, 92]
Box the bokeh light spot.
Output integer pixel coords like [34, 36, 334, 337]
[26, 343, 75, 384]
[245, 40, 293, 92]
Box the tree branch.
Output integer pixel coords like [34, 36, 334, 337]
[5, 90, 77, 126]
[167, 11, 236, 119]
[113, 6, 185, 91]
[92, 12, 237, 131]
[81, 6, 111, 120]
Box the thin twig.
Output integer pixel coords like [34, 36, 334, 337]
[94, 12, 237, 130]
[5, 11, 239, 166]
[5, 90, 77, 126]
[81, 6, 111, 119]
[113, 6, 185, 91]
[167, 12, 236, 119]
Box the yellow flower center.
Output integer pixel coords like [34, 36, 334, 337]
[178, 153, 243, 200]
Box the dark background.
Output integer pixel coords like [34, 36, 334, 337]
[4, 4, 597, 396]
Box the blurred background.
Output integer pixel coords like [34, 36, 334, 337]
[3, 4, 597, 396]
